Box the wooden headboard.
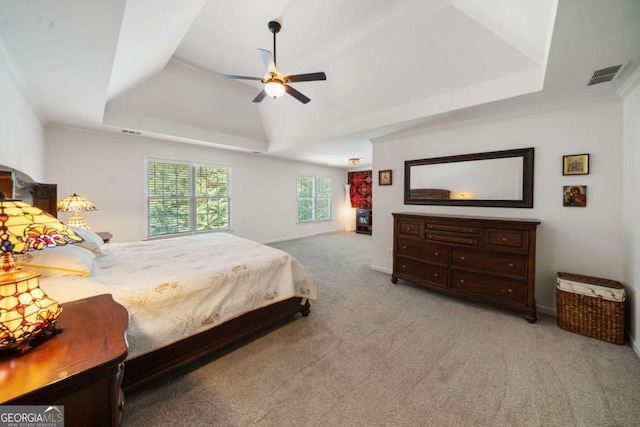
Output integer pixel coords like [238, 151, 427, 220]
[31, 183, 58, 217]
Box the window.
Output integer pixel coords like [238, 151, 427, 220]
[146, 160, 230, 237]
[297, 175, 331, 222]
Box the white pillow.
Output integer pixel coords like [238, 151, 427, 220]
[70, 226, 105, 256]
[18, 244, 96, 277]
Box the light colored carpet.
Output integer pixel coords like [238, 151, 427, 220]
[123, 231, 640, 426]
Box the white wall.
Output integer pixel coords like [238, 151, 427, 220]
[372, 98, 624, 315]
[0, 48, 45, 181]
[622, 73, 640, 356]
[45, 126, 347, 244]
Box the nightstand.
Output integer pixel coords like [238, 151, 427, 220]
[0, 294, 129, 427]
[96, 231, 113, 243]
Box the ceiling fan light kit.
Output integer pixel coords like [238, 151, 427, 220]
[264, 80, 285, 99]
[219, 20, 326, 104]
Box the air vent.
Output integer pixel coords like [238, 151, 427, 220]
[121, 129, 141, 135]
[586, 64, 623, 86]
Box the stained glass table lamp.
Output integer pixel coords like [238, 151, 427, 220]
[57, 193, 97, 230]
[0, 200, 82, 352]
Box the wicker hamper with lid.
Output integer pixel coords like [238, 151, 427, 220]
[556, 272, 625, 344]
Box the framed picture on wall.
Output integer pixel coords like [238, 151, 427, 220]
[563, 153, 589, 175]
[379, 170, 392, 186]
[563, 185, 587, 207]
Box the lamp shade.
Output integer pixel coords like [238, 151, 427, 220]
[264, 80, 285, 99]
[57, 193, 97, 230]
[0, 200, 82, 351]
[56, 193, 97, 213]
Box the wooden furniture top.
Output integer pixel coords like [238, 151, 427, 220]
[0, 294, 129, 403]
[392, 212, 541, 226]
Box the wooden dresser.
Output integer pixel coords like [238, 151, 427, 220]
[392, 213, 540, 322]
[0, 294, 129, 427]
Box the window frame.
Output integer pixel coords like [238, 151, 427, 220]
[145, 157, 231, 238]
[297, 174, 332, 223]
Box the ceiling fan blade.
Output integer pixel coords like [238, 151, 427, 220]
[285, 85, 311, 104]
[252, 89, 267, 103]
[218, 74, 262, 81]
[286, 72, 327, 83]
[257, 49, 276, 73]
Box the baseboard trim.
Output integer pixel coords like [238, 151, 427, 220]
[371, 264, 392, 274]
[260, 229, 345, 245]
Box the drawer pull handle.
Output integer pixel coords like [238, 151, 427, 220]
[468, 240, 473, 244]
[468, 228, 473, 232]
[460, 256, 465, 261]
[434, 251, 439, 256]
[427, 225, 433, 229]
[508, 289, 513, 293]
[502, 237, 508, 242]
[433, 273, 439, 278]
[402, 265, 407, 269]
[508, 263, 514, 267]
[406, 227, 412, 231]
[402, 245, 407, 250]
[459, 279, 465, 284]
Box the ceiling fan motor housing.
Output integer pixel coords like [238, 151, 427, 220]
[268, 20, 281, 34]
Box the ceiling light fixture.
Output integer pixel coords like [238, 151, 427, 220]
[264, 79, 286, 99]
[348, 158, 360, 167]
[219, 21, 326, 104]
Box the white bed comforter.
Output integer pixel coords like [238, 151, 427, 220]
[41, 233, 318, 357]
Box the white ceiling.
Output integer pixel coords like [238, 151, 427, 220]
[1, 0, 639, 169]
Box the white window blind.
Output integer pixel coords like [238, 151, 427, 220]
[147, 160, 230, 237]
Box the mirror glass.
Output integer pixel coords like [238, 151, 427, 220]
[404, 148, 534, 208]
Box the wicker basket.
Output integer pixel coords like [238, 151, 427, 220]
[556, 272, 625, 344]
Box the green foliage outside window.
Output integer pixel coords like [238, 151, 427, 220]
[147, 161, 230, 237]
[297, 175, 331, 222]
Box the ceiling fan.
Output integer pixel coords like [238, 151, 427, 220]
[219, 20, 327, 104]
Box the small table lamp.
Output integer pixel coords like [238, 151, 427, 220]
[57, 193, 97, 230]
[0, 200, 83, 352]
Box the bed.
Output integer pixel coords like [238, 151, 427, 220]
[12, 177, 317, 392]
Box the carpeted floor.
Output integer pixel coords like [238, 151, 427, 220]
[123, 231, 640, 426]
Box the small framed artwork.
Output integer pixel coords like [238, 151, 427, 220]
[563, 153, 589, 175]
[563, 185, 587, 207]
[379, 170, 392, 186]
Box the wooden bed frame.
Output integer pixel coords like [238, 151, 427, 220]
[122, 298, 310, 393]
[22, 179, 312, 393]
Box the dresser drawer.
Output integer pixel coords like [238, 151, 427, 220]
[397, 221, 423, 237]
[426, 232, 480, 247]
[485, 229, 528, 252]
[397, 239, 448, 265]
[451, 248, 527, 278]
[451, 271, 525, 302]
[426, 223, 480, 235]
[392, 213, 539, 322]
[395, 257, 448, 288]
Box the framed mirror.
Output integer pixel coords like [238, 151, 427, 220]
[404, 147, 534, 208]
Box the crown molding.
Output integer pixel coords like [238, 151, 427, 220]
[617, 64, 640, 97]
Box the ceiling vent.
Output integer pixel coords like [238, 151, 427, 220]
[586, 64, 624, 86]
